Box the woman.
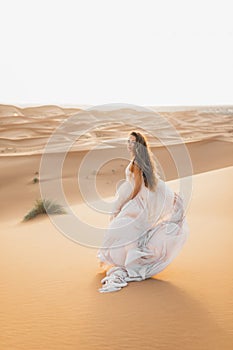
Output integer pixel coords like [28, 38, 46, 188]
[97, 131, 189, 293]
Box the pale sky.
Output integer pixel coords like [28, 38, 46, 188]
[0, 0, 232, 107]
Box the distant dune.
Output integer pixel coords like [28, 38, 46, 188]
[0, 104, 232, 155]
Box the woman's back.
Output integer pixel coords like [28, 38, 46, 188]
[125, 161, 175, 226]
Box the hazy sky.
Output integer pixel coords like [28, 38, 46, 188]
[0, 0, 232, 107]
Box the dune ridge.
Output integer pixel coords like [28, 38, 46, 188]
[0, 104, 232, 155]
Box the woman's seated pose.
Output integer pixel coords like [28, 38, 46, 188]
[97, 131, 190, 293]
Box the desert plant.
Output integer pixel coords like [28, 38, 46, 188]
[23, 198, 66, 221]
[33, 177, 39, 183]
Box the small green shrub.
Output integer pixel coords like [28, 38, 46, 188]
[23, 198, 66, 221]
[33, 177, 39, 183]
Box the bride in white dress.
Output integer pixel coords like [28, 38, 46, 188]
[97, 131, 189, 293]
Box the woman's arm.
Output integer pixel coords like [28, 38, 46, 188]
[110, 180, 134, 221]
[109, 160, 143, 221]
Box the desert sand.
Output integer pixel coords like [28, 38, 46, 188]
[0, 104, 232, 349]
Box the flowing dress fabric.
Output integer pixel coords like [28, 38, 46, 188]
[97, 161, 190, 292]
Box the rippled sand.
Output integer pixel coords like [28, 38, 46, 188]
[0, 104, 232, 155]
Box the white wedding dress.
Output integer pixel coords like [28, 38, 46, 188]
[96, 160, 190, 293]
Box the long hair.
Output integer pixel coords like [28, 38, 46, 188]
[128, 131, 159, 200]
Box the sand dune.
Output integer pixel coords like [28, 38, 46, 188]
[0, 104, 233, 349]
[0, 165, 232, 350]
[0, 104, 232, 155]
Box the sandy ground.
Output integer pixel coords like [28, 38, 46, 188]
[0, 105, 233, 349]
